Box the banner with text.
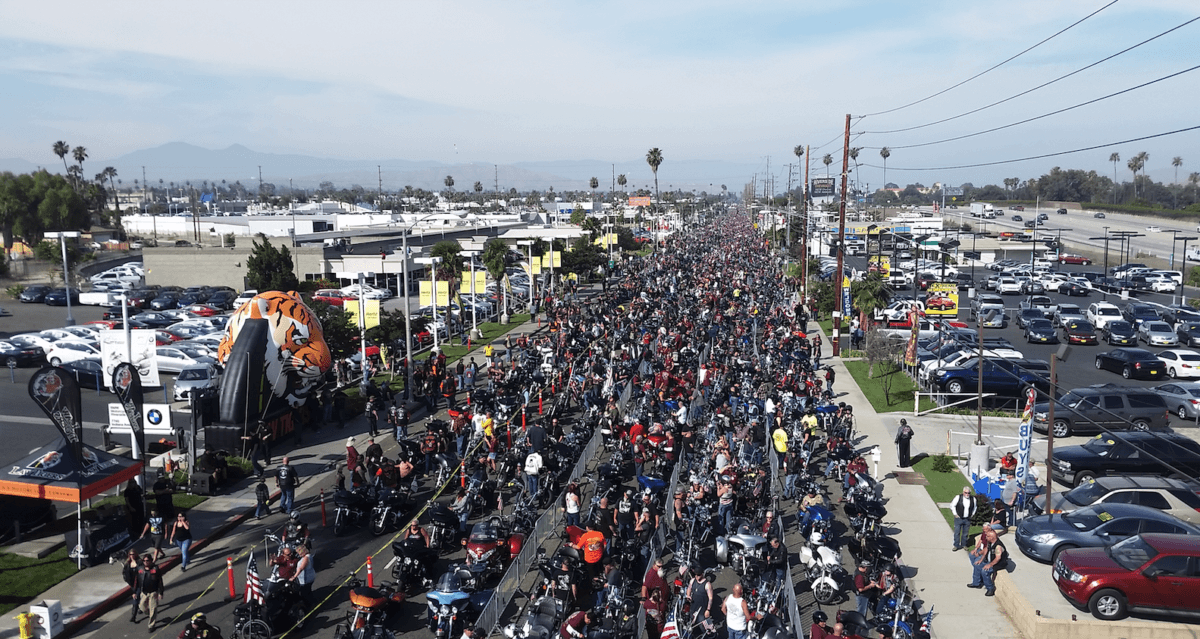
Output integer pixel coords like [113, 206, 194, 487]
[628, 196, 651, 207]
[344, 298, 381, 329]
[419, 281, 451, 307]
[924, 282, 959, 317]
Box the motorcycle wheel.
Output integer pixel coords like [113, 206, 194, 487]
[812, 580, 838, 605]
[332, 623, 351, 639]
[333, 513, 348, 536]
[238, 618, 271, 639]
[372, 514, 388, 536]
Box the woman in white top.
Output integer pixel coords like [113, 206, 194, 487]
[721, 583, 753, 639]
[564, 483, 582, 528]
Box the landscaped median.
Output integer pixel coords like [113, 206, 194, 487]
[843, 360, 936, 414]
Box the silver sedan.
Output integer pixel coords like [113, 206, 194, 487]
[1138, 321, 1178, 346]
[1151, 381, 1200, 419]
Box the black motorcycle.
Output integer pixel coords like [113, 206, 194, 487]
[333, 487, 374, 536]
[391, 536, 438, 594]
[427, 504, 462, 554]
[371, 486, 409, 536]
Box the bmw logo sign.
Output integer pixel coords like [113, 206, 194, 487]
[146, 409, 163, 426]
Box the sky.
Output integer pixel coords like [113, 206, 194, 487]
[0, 0, 1197, 189]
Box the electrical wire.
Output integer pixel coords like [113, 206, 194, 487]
[859, 0, 1120, 118]
[861, 15, 1200, 135]
[856, 124, 1200, 172]
[861, 64, 1200, 151]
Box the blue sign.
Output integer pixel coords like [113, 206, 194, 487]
[841, 283, 851, 318]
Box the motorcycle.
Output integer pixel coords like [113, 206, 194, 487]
[715, 518, 768, 576]
[426, 568, 493, 639]
[333, 487, 374, 536]
[390, 536, 438, 594]
[797, 520, 843, 605]
[464, 518, 524, 584]
[331, 577, 405, 639]
[427, 504, 462, 554]
[370, 486, 409, 536]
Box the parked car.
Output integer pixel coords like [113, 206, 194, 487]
[1062, 320, 1099, 345]
[1087, 303, 1123, 330]
[206, 290, 237, 310]
[1137, 321, 1178, 347]
[130, 312, 179, 329]
[1061, 283, 1091, 297]
[1013, 215, 1024, 221]
[1057, 208, 1069, 215]
[1032, 476, 1200, 523]
[1154, 349, 1200, 379]
[59, 357, 106, 390]
[155, 346, 216, 374]
[1054, 304, 1086, 328]
[1050, 431, 1200, 487]
[996, 278, 1022, 294]
[1103, 321, 1137, 346]
[1025, 318, 1059, 344]
[18, 285, 51, 303]
[935, 358, 1051, 396]
[1055, 533, 1200, 621]
[173, 363, 222, 401]
[1059, 254, 1092, 265]
[1015, 308, 1045, 329]
[1034, 384, 1171, 438]
[0, 340, 46, 367]
[1095, 348, 1168, 379]
[1016, 503, 1200, 564]
[233, 289, 258, 307]
[43, 288, 79, 306]
[1152, 381, 1200, 419]
[149, 293, 181, 310]
[46, 341, 101, 367]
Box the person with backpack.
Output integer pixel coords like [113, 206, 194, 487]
[139, 508, 166, 562]
[895, 418, 914, 468]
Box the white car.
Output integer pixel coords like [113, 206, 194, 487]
[995, 278, 1022, 294]
[340, 284, 392, 300]
[1143, 275, 1177, 293]
[155, 347, 215, 374]
[1146, 226, 1162, 233]
[233, 290, 258, 307]
[1087, 303, 1123, 329]
[1153, 270, 1184, 286]
[1054, 304, 1086, 327]
[47, 341, 101, 367]
[1157, 349, 1200, 379]
[875, 300, 925, 322]
[9, 333, 58, 354]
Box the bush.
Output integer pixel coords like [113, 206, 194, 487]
[225, 456, 254, 479]
[930, 453, 957, 473]
[5, 284, 24, 299]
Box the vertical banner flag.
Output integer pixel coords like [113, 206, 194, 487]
[1015, 385, 1036, 497]
[111, 362, 146, 457]
[345, 299, 381, 329]
[28, 366, 85, 462]
[531, 257, 542, 275]
[924, 282, 959, 317]
[904, 309, 920, 366]
[841, 276, 851, 325]
[419, 280, 432, 306]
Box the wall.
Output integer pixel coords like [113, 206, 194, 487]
[142, 246, 328, 290]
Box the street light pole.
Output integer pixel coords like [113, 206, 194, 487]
[45, 231, 80, 325]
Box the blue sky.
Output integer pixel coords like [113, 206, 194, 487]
[0, 0, 1197, 187]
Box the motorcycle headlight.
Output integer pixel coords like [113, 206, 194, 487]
[440, 604, 451, 615]
[452, 605, 460, 614]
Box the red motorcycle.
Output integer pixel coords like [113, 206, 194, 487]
[464, 517, 524, 583]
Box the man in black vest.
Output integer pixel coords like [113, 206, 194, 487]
[950, 487, 977, 551]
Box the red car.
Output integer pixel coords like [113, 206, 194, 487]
[1055, 533, 1200, 620]
[155, 330, 181, 345]
[182, 304, 222, 317]
[312, 289, 353, 307]
[1058, 254, 1093, 265]
[925, 296, 957, 311]
[85, 320, 119, 330]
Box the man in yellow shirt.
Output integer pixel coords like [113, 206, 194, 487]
[800, 410, 818, 437]
[771, 424, 789, 467]
[484, 344, 494, 367]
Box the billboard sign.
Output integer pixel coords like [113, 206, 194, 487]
[811, 177, 836, 198]
[99, 329, 160, 389]
[868, 255, 891, 276]
[925, 282, 959, 316]
[628, 196, 651, 207]
[944, 186, 964, 197]
[107, 403, 175, 435]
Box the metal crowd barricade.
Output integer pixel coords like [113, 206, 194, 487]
[766, 410, 803, 635]
[478, 382, 619, 637]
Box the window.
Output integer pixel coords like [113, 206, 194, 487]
[1128, 394, 1166, 409]
[1140, 520, 1186, 535]
[1102, 491, 1136, 504]
[1098, 519, 1141, 537]
[1134, 492, 1171, 510]
[1148, 556, 1191, 578]
[1103, 396, 1125, 410]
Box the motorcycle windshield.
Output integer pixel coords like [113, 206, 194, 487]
[469, 522, 499, 544]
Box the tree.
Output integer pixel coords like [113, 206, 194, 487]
[589, 177, 599, 201]
[848, 147, 862, 193]
[72, 146, 88, 184]
[474, 181, 483, 201]
[617, 174, 627, 191]
[246, 235, 300, 292]
[309, 300, 358, 360]
[822, 154, 833, 178]
[646, 148, 663, 214]
[481, 238, 508, 282]
[1109, 152, 1120, 203]
[52, 141, 70, 180]
[430, 239, 464, 296]
[569, 206, 587, 226]
[851, 273, 892, 327]
[1173, 156, 1184, 208]
[1127, 156, 1142, 200]
[561, 236, 604, 278]
[444, 175, 455, 192]
[880, 147, 891, 191]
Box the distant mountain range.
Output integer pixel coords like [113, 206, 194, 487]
[0, 142, 760, 194]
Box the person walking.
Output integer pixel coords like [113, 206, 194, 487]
[895, 419, 914, 468]
[121, 549, 141, 622]
[276, 457, 297, 515]
[254, 479, 271, 519]
[292, 544, 316, 616]
[133, 553, 165, 630]
[168, 512, 193, 572]
[139, 508, 166, 562]
[950, 487, 978, 551]
[365, 397, 380, 437]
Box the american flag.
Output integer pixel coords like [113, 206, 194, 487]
[660, 612, 679, 639]
[244, 556, 264, 605]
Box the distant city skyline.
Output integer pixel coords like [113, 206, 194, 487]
[1, 1, 1197, 187]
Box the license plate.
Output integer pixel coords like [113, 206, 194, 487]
[1151, 371, 1159, 375]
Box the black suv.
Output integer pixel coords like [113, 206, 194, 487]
[1033, 384, 1170, 438]
[1051, 432, 1200, 487]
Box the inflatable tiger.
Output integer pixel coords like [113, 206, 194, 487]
[217, 290, 332, 408]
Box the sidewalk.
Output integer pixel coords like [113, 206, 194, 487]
[0, 314, 549, 639]
[818, 329, 1021, 639]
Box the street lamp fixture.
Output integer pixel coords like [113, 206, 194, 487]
[336, 270, 376, 389]
[44, 231, 81, 325]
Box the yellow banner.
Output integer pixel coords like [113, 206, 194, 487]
[925, 282, 959, 317]
[344, 298, 381, 329]
[419, 281, 451, 306]
[459, 271, 487, 294]
[550, 251, 561, 268]
[531, 257, 541, 275]
[868, 255, 891, 276]
[419, 280, 432, 306]
[594, 233, 618, 247]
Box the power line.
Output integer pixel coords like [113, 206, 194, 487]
[857, 124, 1200, 172]
[861, 64, 1200, 151]
[861, 15, 1200, 135]
[859, 0, 1120, 118]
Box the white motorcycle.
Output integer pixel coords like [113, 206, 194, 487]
[797, 522, 843, 605]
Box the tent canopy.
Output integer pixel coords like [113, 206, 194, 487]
[0, 438, 143, 503]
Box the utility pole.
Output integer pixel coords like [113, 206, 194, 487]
[802, 145, 810, 302]
[378, 165, 383, 205]
[494, 165, 499, 194]
[833, 114, 851, 357]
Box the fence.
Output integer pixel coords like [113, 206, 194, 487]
[766, 417, 802, 637]
[477, 381, 617, 636]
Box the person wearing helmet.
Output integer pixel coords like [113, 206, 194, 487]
[895, 418, 915, 468]
[178, 612, 222, 639]
[283, 511, 310, 549]
[810, 610, 830, 639]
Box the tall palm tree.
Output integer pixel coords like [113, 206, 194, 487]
[589, 177, 599, 202]
[822, 154, 833, 178]
[848, 147, 862, 194]
[645, 148, 663, 213]
[617, 174, 627, 192]
[1109, 152, 1120, 203]
[444, 175, 455, 192]
[879, 147, 891, 189]
[52, 141, 70, 177]
[104, 167, 118, 213]
[1127, 157, 1141, 200]
[72, 146, 88, 176]
[1173, 156, 1184, 208]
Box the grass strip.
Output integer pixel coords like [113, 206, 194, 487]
[843, 360, 937, 414]
[912, 455, 986, 539]
[0, 548, 78, 616]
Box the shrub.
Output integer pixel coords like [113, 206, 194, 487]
[5, 284, 24, 299]
[930, 453, 956, 473]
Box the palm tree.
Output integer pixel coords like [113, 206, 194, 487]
[589, 177, 599, 202]
[645, 148, 663, 213]
[822, 154, 833, 178]
[52, 141, 70, 177]
[848, 147, 862, 194]
[473, 181, 483, 204]
[617, 174, 627, 192]
[1173, 156, 1184, 208]
[72, 146, 88, 176]
[1108, 152, 1120, 202]
[444, 175, 454, 192]
[879, 147, 891, 189]
[1127, 157, 1141, 200]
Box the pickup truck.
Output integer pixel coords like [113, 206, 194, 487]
[1050, 432, 1200, 487]
[934, 358, 1052, 396]
[79, 291, 120, 306]
[1019, 296, 1056, 315]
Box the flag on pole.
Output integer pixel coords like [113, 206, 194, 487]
[244, 555, 265, 604]
[660, 613, 679, 639]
